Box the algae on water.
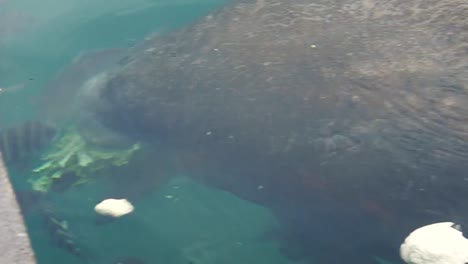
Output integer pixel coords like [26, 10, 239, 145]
[30, 128, 140, 193]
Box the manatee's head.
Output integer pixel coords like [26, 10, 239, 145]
[91, 72, 155, 141]
[70, 71, 140, 148]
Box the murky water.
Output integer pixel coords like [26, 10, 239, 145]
[0, 1, 295, 264]
[1, 0, 466, 264]
[0, 0, 228, 124]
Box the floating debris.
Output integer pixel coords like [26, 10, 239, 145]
[94, 198, 134, 218]
[400, 222, 467, 264]
[93, 199, 131, 225]
[0, 121, 56, 163]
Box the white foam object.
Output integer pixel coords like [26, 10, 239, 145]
[400, 222, 468, 264]
[94, 198, 134, 217]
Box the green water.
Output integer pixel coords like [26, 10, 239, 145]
[0, 1, 305, 264]
[24, 175, 292, 264]
[35, 176, 294, 264]
[0, 0, 228, 125]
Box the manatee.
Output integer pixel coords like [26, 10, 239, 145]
[88, 0, 467, 262]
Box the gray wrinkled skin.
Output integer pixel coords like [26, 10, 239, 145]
[93, 0, 467, 262]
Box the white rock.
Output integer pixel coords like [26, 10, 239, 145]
[94, 198, 134, 218]
[400, 222, 468, 264]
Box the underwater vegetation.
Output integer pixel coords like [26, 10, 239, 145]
[0, 121, 56, 163]
[0, 122, 144, 262]
[30, 127, 140, 193]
